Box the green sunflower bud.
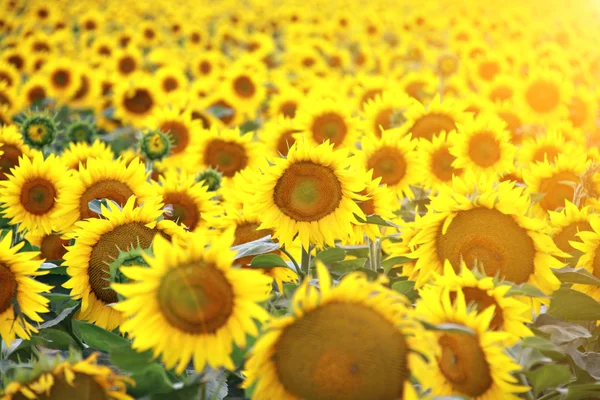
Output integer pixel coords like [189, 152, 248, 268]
[66, 120, 97, 144]
[140, 129, 172, 162]
[19, 113, 58, 150]
[197, 167, 222, 191]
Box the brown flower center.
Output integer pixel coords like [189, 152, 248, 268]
[40, 233, 69, 262]
[203, 139, 248, 177]
[311, 112, 348, 148]
[233, 76, 256, 98]
[159, 121, 189, 155]
[276, 129, 300, 156]
[467, 132, 501, 168]
[0, 144, 23, 180]
[431, 146, 460, 182]
[526, 80, 560, 113]
[123, 89, 153, 115]
[538, 171, 578, 212]
[367, 146, 407, 186]
[163, 191, 199, 230]
[410, 113, 457, 141]
[79, 180, 135, 219]
[118, 57, 136, 74]
[21, 178, 56, 215]
[0, 264, 16, 314]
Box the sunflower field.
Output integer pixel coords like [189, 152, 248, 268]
[3, 0, 600, 399]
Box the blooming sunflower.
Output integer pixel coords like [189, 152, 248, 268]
[112, 47, 142, 78]
[414, 285, 528, 400]
[484, 74, 518, 103]
[267, 84, 304, 119]
[571, 215, 600, 301]
[399, 69, 439, 103]
[400, 95, 469, 142]
[518, 129, 580, 165]
[0, 60, 20, 89]
[568, 86, 597, 133]
[41, 59, 81, 103]
[224, 65, 267, 117]
[489, 100, 529, 145]
[18, 74, 52, 109]
[428, 261, 533, 342]
[549, 201, 594, 263]
[248, 140, 366, 249]
[294, 96, 360, 149]
[113, 229, 272, 373]
[154, 170, 220, 232]
[52, 157, 155, 235]
[348, 170, 398, 244]
[144, 106, 201, 162]
[155, 65, 188, 103]
[0, 231, 51, 346]
[0, 124, 35, 180]
[0, 353, 133, 400]
[25, 230, 69, 262]
[361, 89, 413, 138]
[188, 127, 263, 179]
[113, 73, 162, 126]
[258, 115, 302, 157]
[450, 113, 516, 177]
[523, 153, 588, 217]
[63, 196, 186, 330]
[0, 153, 67, 235]
[418, 131, 463, 191]
[61, 140, 115, 171]
[356, 128, 421, 199]
[520, 68, 572, 124]
[244, 263, 428, 400]
[409, 175, 564, 309]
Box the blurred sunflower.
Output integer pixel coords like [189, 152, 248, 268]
[520, 69, 572, 123]
[144, 106, 201, 162]
[400, 95, 468, 141]
[113, 229, 271, 373]
[0, 60, 20, 89]
[61, 139, 114, 171]
[63, 196, 186, 330]
[41, 58, 81, 103]
[154, 170, 220, 232]
[361, 89, 412, 138]
[415, 286, 528, 399]
[0, 153, 67, 234]
[52, 157, 155, 235]
[224, 65, 266, 117]
[518, 129, 579, 164]
[113, 73, 162, 126]
[549, 201, 593, 262]
[1, 353, 132, 400]
[295, 96, 359, 149]
[259, 115, 301, 157]
[18, 74, 52, 109]
[0, 230, 51, 346]
[112, 47, 143, 78]
[450, 113, 516, 177]
[0, 124, 35, 180]
[267, 84, 304, 119]
[568, 86, 597, 132]
[248, 140, 366, 249]
[418, 131, 463, 191]
[25, 230, 69, 262]
[244, 264, 428, 400]
[571, 215, 600, 301]
[356, 129, 421, 199]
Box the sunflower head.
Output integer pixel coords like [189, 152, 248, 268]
[140, 128, 172, 162]
[19, 113, 58, 150]
[65, 119, 96, 144]
[197, 167, 223, 192]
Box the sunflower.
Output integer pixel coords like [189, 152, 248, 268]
[0, 60, 20, 89]
[490, 101, 529, 145]
[428, 261, 533, 342]
[267, 84, 304, 119]
[154, 170, 220, 232]
[0, 81, 17, 114]
[0, 153, 67, 235]
[25, 230, 69, 262]
[244, 263, 428, 400]
[113, 73, 162, 126]
[187, 99, 222, 130]
[2, 48, 28, 74]
[418, 131, 463, 191]
[41, 59, 81, 103]
[0, 353, 133, 400]
[568, 86, 597, 132]
[400, 95, 469, 142]
[18, 74, 52, 108]
[188, 127, 263, 179]
[294, 96, 360, 149]
[549, 201, 594, 263]
[361, 89, 413, 138]
[189, 51, 226, 82]
[113, 229, 271, 372]
[0, 124, 35, 180]
[69, 65, 100, 109]
[0, 230, 51, 346]
[112, 47, 143, 78]
[520, 68, 572, 123]
[414, 285, 528, 400]
[259, 115, 302, 157]
[144, 106, 201, 163]
[63, 196, 186, 330]
[398, 69, 439, 103]
[469, 53, 510, 87]
[450, 113, 516, 177]
[52, 157, 155, 235]
[570, 215, 600, 301]
[409, 175, 564, 310]
[218, 203, 299, 292]
[523, 153, 588, 217]
[61, 139, 115, 171]
[155, 65, 188, 102]
[518, 129, 580, 165]
[224, 65, 267, 117]
[484, 74, 518, 103]
[356, 128, 421, 199]
[248, 139, 366, 249]
[205, 92, 240, 126]
[348, 170, 398, 245]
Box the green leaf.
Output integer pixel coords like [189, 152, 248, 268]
[525, 364, 573, 396]
[548, 287, 600, 321]
[421, 321, 475, 335]
[239, 120, 260, 134]
[329, 258, 367, 276]
[563, 383, 600, 400]
[391, 280, 419, 302]
[535, 314, 591, 344]
[148, 382, 202, 400]
[231, 334, 258, 369]
[311, 247, 346, 266]
[506, 282, 550, 298]
[338, 245, 370, 259]
[381, 256, 412, 274]
[353, 213, 398, 227]
[109, 346, 154, 373]
[520, 336, 567, 360]
[30, 328, 78, 350]
[554, 267, 600, 286]
[250, 254, 288, 268]
[129, 364, 173, 397]
[39, 305, 80, 329]
[73, 320, 129, 352]
[206, 105, 233, 118]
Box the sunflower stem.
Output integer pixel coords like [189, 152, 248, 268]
[280, 246, 303, 278]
